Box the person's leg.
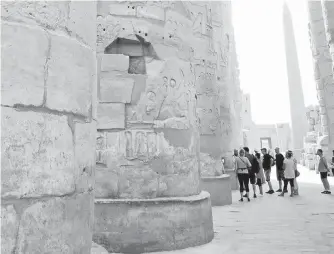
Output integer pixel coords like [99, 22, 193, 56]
[276, 170, 282, 192]
[279, 179, 288, 196]
[244, 174, 250, 201]
[320, 173, 330, 193]
[237, 174, 244, 200]
[250, 173, 257, 197]
[324, 178, 331, 192]
[294, 178, 299, 195]
[256, 178, 263, 195]
[289, 179, 294, 197]
[266, 169, 274, 193]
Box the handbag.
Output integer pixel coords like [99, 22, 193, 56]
[295, 169, 300, 178]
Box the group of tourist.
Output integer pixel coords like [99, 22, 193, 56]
[232, 147, 332, 202]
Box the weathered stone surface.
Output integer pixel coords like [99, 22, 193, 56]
[1, 1, 69, 29]
[100, 54, 129, 72]
[200, 153, 223, 177]
[74, 121, 96, 193]
[1, 23, 47, 106]
[97, 103, 125, 129]
[1, 108, 75, 198]
[137, 5, 165, 21]
[16, 193, 94, 254]
[91, 242, 108, 254]
[1, 205, 19, 254]
[46, 34, 95, 116]
[99, 76, 134, 103]
[95, 130, 201, 199]
[67, 1, 97, 49]
[108, 3, 136, 16]
[94, 191, 213, 253]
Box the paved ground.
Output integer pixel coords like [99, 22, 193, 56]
[150, 165, 334, 254]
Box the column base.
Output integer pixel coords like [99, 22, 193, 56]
[225, 169, 238, 191]
[93, 191, 214, 253]
[200, 174, 232, 206]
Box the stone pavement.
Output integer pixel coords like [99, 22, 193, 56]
[147, 165, 334, 254]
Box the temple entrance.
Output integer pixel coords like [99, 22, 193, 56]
[260, 137, 272, 149]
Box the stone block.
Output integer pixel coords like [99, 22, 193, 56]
[46, 34, 95, 116]
[1, 205, 19, 254]
[1, 108, 75, 198]
[97, 103, 125, 129]
[67, 1, 97, 49]
[200, 175, 232, 206]
[95, 164, 119, 198]
[137, 5, 165, 21]
[101, 54, 129, 72]
[16, 193, 94, 254]
[94, 191, 213, 253]
[1, 23, 47, 106]
[74, 121, 96, 193]
[100, 77, 134, 103]
[108, 3, 136, 16]
[1, 1, 68, 29]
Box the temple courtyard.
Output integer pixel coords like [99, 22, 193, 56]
[141, 166, 334, 254]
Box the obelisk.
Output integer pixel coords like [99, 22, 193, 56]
[282, 1, 308, 160]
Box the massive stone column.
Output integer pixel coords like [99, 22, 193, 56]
[307, 1, 334, 163]
[195, 1, 233, 206]
[319, 0, 334, 157]
[93, 1, 216, 252]
[1, 2, 97, 253]
[282, 2, 308, 160]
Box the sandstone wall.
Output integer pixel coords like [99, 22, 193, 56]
[1, 2, 97, 253]
[94, 1, 240, 196]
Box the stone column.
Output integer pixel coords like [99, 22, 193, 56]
[1, 2, 97, 254]
[196, 1, 232, 206]
[318, 0, 334, 157]
[93, 1, 214, 253]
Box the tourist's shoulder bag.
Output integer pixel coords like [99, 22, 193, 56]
[294, 159, 300, 177]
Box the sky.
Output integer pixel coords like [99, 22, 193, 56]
[232, 0, 318, 124]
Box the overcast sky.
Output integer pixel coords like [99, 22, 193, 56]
[232, 0, 318, 124]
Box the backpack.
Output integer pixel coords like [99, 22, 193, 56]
[251, 157, 260, 174]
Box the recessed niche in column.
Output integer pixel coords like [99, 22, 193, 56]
[104, 35, 158, 75]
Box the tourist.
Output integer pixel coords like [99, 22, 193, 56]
[316, 149, 331, 194]
[255, 152, 265, 195]
[278, 150, 295, 197]
[292, 153, 299, 195]
[274, 147, 285, 192]
[221, 157, 226, 174]
[331, 150, 334, 176]
[235, 149, 252, 202]
[232, 149, 238, 169]
[261, 148, 275, 194]
[244, 147, 257, 198]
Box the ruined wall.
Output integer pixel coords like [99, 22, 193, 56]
[94, 1, 239, 194]
[1, 2, 97, 253]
